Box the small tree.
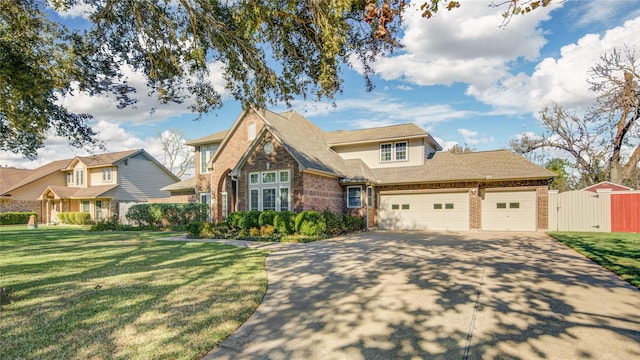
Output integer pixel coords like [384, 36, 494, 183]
[159, 129, 194, 178]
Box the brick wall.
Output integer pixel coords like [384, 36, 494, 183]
[0, 199, 42, 222]
[302, 172, 343, 214]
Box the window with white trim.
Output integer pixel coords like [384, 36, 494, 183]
[102, 167, 112, 181]
[248, 122, 256, 140]
[75, 169, 84, 186]
[347, 186, 362, 208]
[66, 172, 73, 184]
[200, 144, 218, 174]
[248, 169, 290, 211]
[380, 141, 408, 162]
[221, 192, 228, 219]
[366, 186, 373, 208]
[200, 193, 211, 221]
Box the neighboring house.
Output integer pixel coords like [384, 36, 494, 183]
[2, 149, 180, 224]
[582, 181, 634, 192]
[158, 177, 197, 203]
[1, 160, 75, 219]
[187, 108, 555, 231]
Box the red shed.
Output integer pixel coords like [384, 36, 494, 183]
[583, 181, 634, 193]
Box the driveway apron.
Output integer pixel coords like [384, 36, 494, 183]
[204, 232, 640, 359]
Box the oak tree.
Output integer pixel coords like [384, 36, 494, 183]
[1, 0, 553, 159]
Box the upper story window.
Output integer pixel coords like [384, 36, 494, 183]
[248, 121, 256, 140]
[380, 141, 408, 162]
[66, 172, 73, 184]
[102, 167, 112, 182]
[200, 144, 218, 174]
[75, 169, 84, 186]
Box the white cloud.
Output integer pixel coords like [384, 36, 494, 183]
[432, 136, 458, 151]
[470, 16, 640, 114]
[457, 128, 494, 145]
[374, 2, 558, 88]
[59, 61, 229, 126]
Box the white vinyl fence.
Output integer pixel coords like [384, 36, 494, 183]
[548, 190, 611, 232]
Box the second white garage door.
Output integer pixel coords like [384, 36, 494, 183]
[481, 191, 537, 231]
[379, 192, 469, 231]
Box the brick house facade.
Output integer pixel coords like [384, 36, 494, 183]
[187, 108, 555, 231]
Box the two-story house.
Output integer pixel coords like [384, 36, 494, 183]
[188, 108, 555, 231]
[32, 149, 180, 224]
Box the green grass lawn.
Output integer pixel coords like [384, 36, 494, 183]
[547, 231, 640, 289]
[0, 226, 268, 360]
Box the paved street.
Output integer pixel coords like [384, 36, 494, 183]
[204, 232, 640, 359]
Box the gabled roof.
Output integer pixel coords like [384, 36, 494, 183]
[185, 130, 229, 146]
[582, 181, 634, 192]
[64, 149, 141, 169]
[0, 167, 34, 194]
[160, 177, 196, 192]
[1, 159, 72, 195]
[38, 184, 118, 200]
[259, 109, 348, 177]
[326, 123, 440, 149]
[371, 150, 555, 185]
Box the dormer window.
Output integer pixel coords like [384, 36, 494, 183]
[102, 167, 112, 181]
[75, 169, 84, 185]
[66, 172, 73, 184]
[380, 141, 408, 162]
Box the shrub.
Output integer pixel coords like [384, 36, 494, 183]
[249, 227, 261, 237]
[343, 214, 366, 232]
[0, 211, 37, 225]
[75, 212, 92, 225]
[226, 212, 244, 231]
[201, 222, 214, 238]
[260, 224, 276, 238]
[273, 211, 296, 235]
[126, 205, 155, 226]
[239, 210, 260, 230]
[295, 211, 326, 237]
[322, 210, 345, 236]
[126, 203, 208, 227]
[186, 221, 204, 238]
[258, 210, 277, 227]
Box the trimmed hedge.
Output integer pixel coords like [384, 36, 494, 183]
[273, 211, 296, 235]
[295, 211, 327, 237]
[56, 212, 90, 225]
[0, 212, 37, 225]
[125, 203, 208, 227]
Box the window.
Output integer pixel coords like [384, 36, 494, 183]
[367, 187, 373, 208]
[75, 169, 84, 185]
[221, 193, 228, 219]
[380, 141, 408, 162]
[248, 121, 256, 140]
[497, 203, 507, 209]
[248, 170, 290, 211]
[200, 144, 218, 174]
[434, 203, 443, 210]
[95, 200, 103, 220]
[262, 171, 276, 183]
[401, 204, 410, 210]
[81, 200, 90, 213]
[280, 188, 289, 211]
[445, 203, 454, 209]
[395, 142, 408, 161]
[263, 188, 276, 210]
[380, 143, 392, 162]
[347, 186, 362, 208]
[102, 167, 112, 181]
[200, 193, 211, 221]
[392, 204, 400, 210]
[66, 172, 73, 184]
[250, 189, 259, 210]
[510, 202, 520, 209]
[279, 171, 289, 183]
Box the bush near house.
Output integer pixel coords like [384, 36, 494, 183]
[57, 212, 90, 225]
[125, 203, 208, 227]
[0, 212, 37, 225]
[199, 210, 365, 242]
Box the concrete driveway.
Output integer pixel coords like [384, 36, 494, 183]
[204, 231, 640, 359]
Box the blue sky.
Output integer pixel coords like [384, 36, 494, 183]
[3, 0, 640, 175]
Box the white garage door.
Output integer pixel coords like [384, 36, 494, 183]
[481, 191, 537, 231]
[379, 192, 469, 231]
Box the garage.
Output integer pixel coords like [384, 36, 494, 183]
[379, 192, 469, 231]
[481, 191, 537, 231]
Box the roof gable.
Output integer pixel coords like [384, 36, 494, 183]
[582, 181, 634, 192]
[1, 159, 71, 195]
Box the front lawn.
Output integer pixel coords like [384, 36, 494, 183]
[0, 226, 268, 359]
[547, 232, 640, 288]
